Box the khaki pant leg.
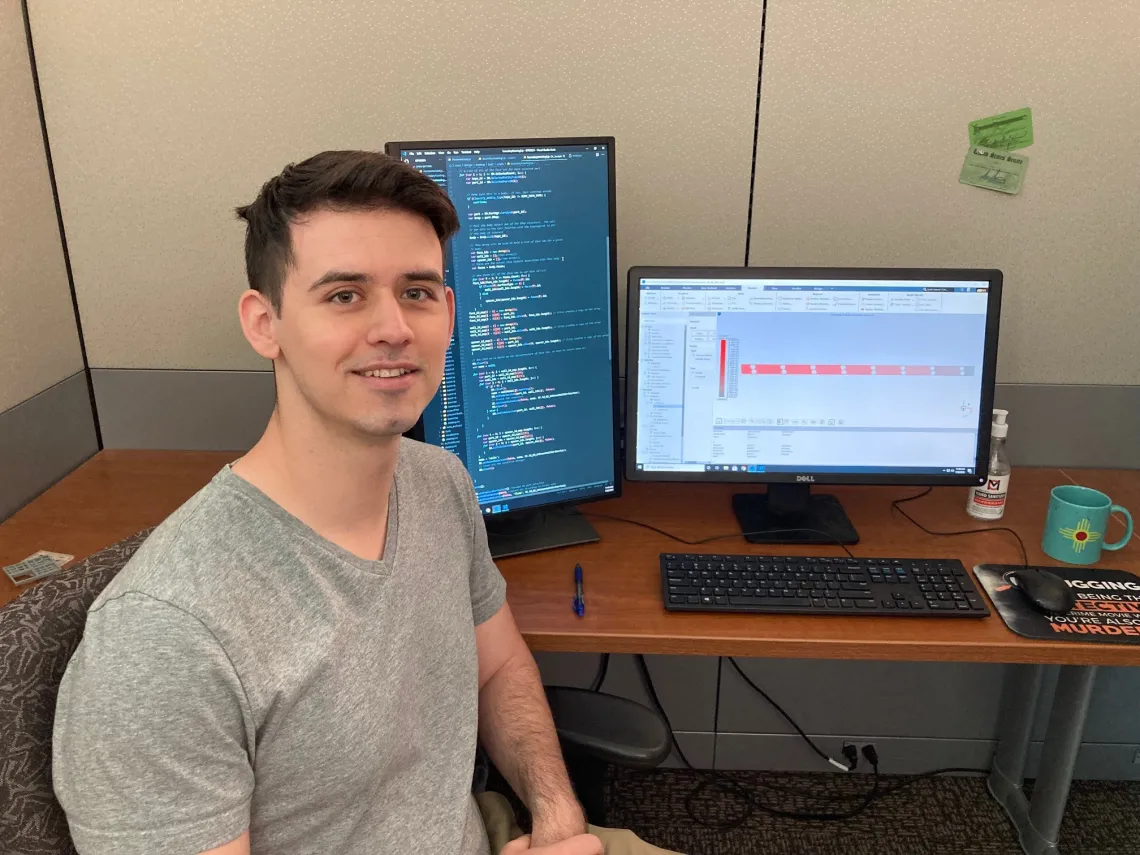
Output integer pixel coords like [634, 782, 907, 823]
[476, 791, 526, 853]
[588, 824, 685, 855]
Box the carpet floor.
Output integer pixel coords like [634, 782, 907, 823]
[604, 768, 1140, 854]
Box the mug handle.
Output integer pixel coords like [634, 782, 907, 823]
[1103, 505, 1134, 551]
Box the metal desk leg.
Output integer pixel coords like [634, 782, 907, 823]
[988, 664, 1099, 855]
[989, 663, 1045, 807]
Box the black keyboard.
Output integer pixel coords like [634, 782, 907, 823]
[661, 553, 990, 617]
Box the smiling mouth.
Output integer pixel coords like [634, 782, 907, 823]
[354, 368, 416, 378]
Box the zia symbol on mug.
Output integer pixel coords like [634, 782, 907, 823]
[1059, 518, 1101, 553]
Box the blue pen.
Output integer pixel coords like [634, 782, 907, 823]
[573, 564, 585, 617]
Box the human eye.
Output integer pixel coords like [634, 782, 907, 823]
[328, 290, 360, 305]
[404, 286, 435, 302]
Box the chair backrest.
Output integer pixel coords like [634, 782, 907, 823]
[0, 531, 151, 855]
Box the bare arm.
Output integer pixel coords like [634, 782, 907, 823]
[200, 831, 249, 855]
[476, 604, 586, 847]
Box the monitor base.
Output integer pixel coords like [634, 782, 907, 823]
[486, 508, 601, 559]
[732, 484, 859, 545]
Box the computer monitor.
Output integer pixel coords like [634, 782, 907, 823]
[625, 266, 1003, 545]
[386, 137, 621, 557]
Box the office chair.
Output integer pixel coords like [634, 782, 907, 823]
[1, 532, 670, 854]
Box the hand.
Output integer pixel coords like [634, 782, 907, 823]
[500, 833, 604, 855]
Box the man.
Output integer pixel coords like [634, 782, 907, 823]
[52, 151, 679, 855]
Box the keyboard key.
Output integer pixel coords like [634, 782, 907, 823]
[715, 596, 728, 605]
[840, 598, 855, 608]
[687, 595, 699, 604]
[670, 595, 684, 604]
[855, 600, 876, 608]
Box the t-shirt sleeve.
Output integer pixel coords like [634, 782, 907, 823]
[449, 459, 507, 626]
[52, 592, 254, 855]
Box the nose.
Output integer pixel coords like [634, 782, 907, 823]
[364, 290, 414, 348]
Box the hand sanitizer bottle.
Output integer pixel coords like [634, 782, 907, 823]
[967, 409, 1010, 520]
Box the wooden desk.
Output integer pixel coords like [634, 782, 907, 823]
[4, 453, 1140, 667]
[504, 468, 1140, 666]
[3, 452, 1139, 854]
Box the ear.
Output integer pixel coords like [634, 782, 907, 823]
[445, 286, 456, 342]
[238, 289, 281, 360]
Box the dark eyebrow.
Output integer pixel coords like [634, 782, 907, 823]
[400, 269, 445, 286]
[309, 269, 444, 291]
[309, 270, 372, 291]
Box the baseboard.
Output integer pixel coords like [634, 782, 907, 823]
[994, 384, 1140, 469]
[714, 733, 1140, 780]
[0, 371, 98, 520]
[91, 368, 274, 450]
[87, 370, 1138, 466]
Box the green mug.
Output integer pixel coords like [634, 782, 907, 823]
[1042, 485, 1133, 565]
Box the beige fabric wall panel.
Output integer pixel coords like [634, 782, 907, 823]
[748, 1, 1140, 385]
[0, 0, 83, 412]
[28, 0, 763, 370]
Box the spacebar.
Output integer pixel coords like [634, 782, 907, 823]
[729, 597, 810, 607]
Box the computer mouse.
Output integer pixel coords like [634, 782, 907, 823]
[1005, 569, 1077, 616]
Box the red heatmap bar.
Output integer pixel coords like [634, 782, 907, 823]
[739, 364, 974, 376]
[718, 339, 727, 396]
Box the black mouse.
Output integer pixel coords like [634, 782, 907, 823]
[1006, 569, 1077, 615]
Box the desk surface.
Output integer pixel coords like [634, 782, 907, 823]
[4, 452, 1140, 666]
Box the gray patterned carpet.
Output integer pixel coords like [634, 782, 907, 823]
[605, 768, 1140, 854]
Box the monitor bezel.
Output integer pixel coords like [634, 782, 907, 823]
[386, 136, 623, 513]
[623, 265, 1003, 487]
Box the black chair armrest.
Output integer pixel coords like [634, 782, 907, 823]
[545, 685, 671, 770]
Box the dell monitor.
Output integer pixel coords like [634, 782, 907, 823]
[386, 137, 621, 558]
[625, 266, 1003, 545]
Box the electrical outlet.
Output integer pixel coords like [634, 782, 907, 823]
[841, 741, 860, 770]
[860, 742, 880, 769]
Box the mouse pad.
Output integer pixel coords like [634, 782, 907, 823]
[975, 565, 1140, 644]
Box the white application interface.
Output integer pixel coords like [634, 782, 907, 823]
[634, 278, 990, 475]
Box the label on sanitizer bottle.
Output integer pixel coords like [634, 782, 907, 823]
[967, 475, 1010, 520]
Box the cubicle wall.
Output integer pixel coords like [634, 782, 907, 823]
[0, 1, 97, 519]
[19, 0, 1140, 776]
[748, 0, 1140, 468]
[27, 0, 762, 448]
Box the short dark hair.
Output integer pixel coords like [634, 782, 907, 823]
[235, 150, 460, 311]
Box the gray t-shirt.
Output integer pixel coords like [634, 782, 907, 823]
[52, 438, 507, 855]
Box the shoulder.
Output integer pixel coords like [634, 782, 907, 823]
[397, 437, 479, 526]
[397, 437, 472, 493]
[91, 469, 267, 614]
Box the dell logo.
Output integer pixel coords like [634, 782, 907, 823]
[796, 475, 816, 483]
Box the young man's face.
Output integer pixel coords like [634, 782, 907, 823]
[267, 207, 454, 440]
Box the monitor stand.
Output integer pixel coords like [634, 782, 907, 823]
[485, 507, 601, 559]
[731, 483, 859, 546]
